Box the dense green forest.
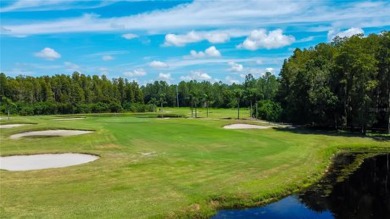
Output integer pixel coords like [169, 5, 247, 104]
[278, 32, 389, 133]
[1, 32, 389, 133]
[0, 71, 279, 119]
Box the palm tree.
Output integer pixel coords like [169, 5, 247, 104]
[189, 89, 201, 118]
[244, 88, 257, 118]
[158, 93, 166, 112]
[234, 89, 243, 119]
[158, 94, 167, 118]
[203, 93, 212, 118]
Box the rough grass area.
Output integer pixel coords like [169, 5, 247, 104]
[0, 108, 389, 218]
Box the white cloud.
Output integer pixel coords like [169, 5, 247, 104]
[34, 47, 61, 60]
[167, 56, 285, 70]
[149, 60, 169, 69]
[297, 36, 314, 43]
[225, 76, 240, 84]
[86, 50, 128, 58]
[2, 1, 389, 36]
[1, 0, 72, 12]
[165, 31, 202, 47]
[102, 55, 114, 61]
[123, 68, 147, 77]
[238, 29, 295, 50]
[204, 46, 221, 57]
[246, 68, 263, 76]
[99, 67, 109, 75]
[180, 71, 212, 81]
[158, 73, 172, 81]
[228, 61, 244, 72]
[64, 62, 80, 71]
[1, 26, 11, 32]
[190, 46, 221, 58]
[122, 33, 138, 40]
[189, 50, 204, 58]
[255, 59, 263, 65]
[205, 32, 230, 43]
[0, 0, 116, 12]
[327, 27, 364, 41]
[164, 30, 233, 46]
[245, 67, 276, 77]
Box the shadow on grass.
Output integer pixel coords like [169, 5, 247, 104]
[273, 127, 390, 142]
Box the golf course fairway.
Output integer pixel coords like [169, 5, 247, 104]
[1, 109, 389, 218]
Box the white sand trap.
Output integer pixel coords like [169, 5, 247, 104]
[10, 129, 93, 140]
[223, 124, 272, 129]
[0, 153, 99, 171]
[53, 117, 85, 121]
[0, 124, 30, 129]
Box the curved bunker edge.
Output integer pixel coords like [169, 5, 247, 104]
[0, 124, 34, 129]
[0, 153, 99, 171]
[10, 129, 94, 140]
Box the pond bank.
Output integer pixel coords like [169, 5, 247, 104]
[212, 152, 390, 218]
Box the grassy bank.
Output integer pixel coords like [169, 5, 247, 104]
[0, 109, 389, 218]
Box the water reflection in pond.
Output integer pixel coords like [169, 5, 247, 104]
[213, 153, 390, 219]
[214, 196, 332, 219]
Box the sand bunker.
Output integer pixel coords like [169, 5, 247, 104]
[0, 124, 30, 129]
[53, 117, 85, 121]
[0, 153, 99, 171]
[223, 124, 272, 129]
[10, 129, 93, 140]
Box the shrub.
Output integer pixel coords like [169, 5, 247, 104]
[256, 100, 282, 122]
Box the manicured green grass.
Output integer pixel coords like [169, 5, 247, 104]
[161, 107, 251, 119]
[0, 110, 389, 218]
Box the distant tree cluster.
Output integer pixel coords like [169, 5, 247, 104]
[277, 32, 389, 133]
[141, 73, 279, 118]
[0, 71, 279, 118]
[0, 73, 145, 115]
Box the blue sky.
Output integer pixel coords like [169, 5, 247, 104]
[1, 0, 389, 84]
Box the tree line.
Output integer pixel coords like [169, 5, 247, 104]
[277, 32, 389, 133]
[1, 31, 389, 133]
[0, 73, 144, 115]
[0, 71, 279, 118]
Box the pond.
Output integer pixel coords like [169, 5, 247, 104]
[213, 153, 390, 219]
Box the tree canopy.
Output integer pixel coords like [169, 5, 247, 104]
[277, 32, 389, 133]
